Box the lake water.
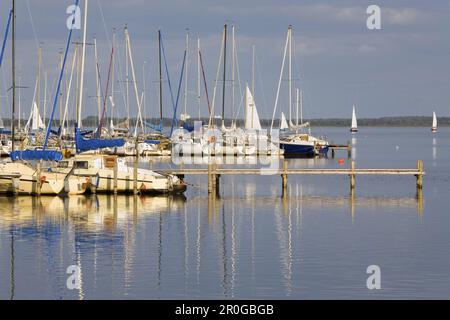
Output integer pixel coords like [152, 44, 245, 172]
[1, 127, 449, 299]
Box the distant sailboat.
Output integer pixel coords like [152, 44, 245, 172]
[350, 105, 358, 133]
[431, 111, 437, 133]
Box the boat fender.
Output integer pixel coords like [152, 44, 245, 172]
[338, 158, 345, 165]
[40, 176, 47, 184]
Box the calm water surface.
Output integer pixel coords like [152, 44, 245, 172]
[1, 127, 449, 299]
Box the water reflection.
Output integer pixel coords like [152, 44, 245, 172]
[432, 137, 437, 166]
[351, 136, 357, 161]
[0, 185, 423, 299]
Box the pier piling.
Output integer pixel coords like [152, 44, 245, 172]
[416, 160, 424, 189]
[282, 160, 288, 194]
[36, 161, 42, 197]
[113, 157, 118, 195]
[349, 160, 356, 190]
[133, 140, 139, 195]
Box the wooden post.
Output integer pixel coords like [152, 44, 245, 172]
[36, 160, 42, 196]
[208, 163, 212, 194]
[12, 177, 19, 196]
[347, 141, 352, 159]
[113, 156, 118, 195]
[281, 160, 288, 195]
[416, 160, 423, 189]
[350, 160, 355, 190]
[133, 138, 139, 195]
[211, 163, 217, 196]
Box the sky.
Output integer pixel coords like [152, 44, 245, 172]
[0, 0, 449, 122]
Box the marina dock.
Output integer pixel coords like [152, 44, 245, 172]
[157, 160, 425, 195]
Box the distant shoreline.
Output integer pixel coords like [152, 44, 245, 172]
[1, 116, 448, 128]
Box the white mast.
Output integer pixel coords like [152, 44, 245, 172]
[182, 30, 189, 121]
[197, 36, 201, 120]
[288, 25, 292, 127]
[125, 27, 144, 136]
[43, 71, 47, 128]
[78, 0, 88, 127]
[125, 25, 130, 129]
[295, 88, 299, 129]
[231, 25, 236, 127]
[270, 27, 290, 133]
[94, 37, 102, 124]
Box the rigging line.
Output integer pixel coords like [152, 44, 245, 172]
[160, 33, 177, 118]
[97, 46, 114, 136]
[0, 10, 13, 69]
[232, 39, 244, 122]
[95, 0, 111, 47]
[255, 51, 268, 121]
[25, 0, 40, 50]
[43, 0, 80, 150]
[169, 49, 187, 137]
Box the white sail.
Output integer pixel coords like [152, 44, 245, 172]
[351, 105, 358, 130]
[244, 85, 262, 130]
[24, 102, 45, 132]
[432, 111, 437, 129]
[280, 112, 289, 130]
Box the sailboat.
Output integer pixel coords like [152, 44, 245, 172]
[275, 26, 329, 158]
[431, 111, 437, 133]
[350, 105, 358, 133]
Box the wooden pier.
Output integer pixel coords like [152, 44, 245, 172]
[329, 142, 352, 159]
[157, 160, 425, 196]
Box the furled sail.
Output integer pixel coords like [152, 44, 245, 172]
[75, 127, 125, 154]
[10, 150, 63, 161]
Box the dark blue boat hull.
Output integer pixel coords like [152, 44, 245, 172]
[280, 143, 315, 157]
[280, 143, 329, 158]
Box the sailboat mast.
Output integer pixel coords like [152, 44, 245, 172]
[111, 29, 116, 128]
[221, 24, 227, 129]
[197, 37, 201, 120]
[43, 71, 47, 128]
[288, 25, 292, 126]
[184, 30, 189, 119]
[300, 90, 303, 125]
[125, 25, 130, 129]
[78, 0, 89, 127]
[231, 25, 235, 126]
[158, 30, 163, 125]
[296, 88, 299, 129]
[11, 0, 16, 152]
[252, 44, 255, 99]
[94, 37, 102, 125]
[37, 46, 42, 121]
[59, 50, 64, 126]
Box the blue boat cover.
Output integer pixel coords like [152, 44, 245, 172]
[10, 150, 63, 161]
[144, 140, 161, 145]
[182, 123, 195, 132]
[75, 127, 125, 154]
[144, 121, 163, 133]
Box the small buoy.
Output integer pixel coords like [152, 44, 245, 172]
[338, 158, 345, 165]
[395, 145, 400, 150]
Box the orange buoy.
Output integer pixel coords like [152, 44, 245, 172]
[338, 158, 345, 165]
